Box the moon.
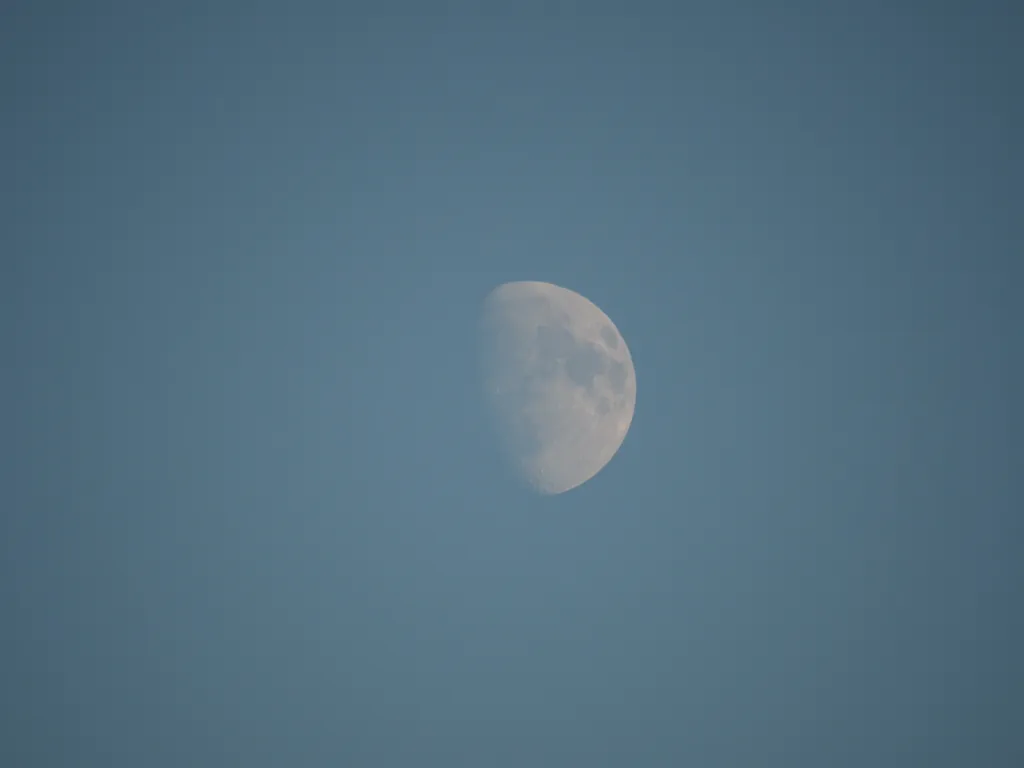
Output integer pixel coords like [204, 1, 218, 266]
[478, 281, 637, 494]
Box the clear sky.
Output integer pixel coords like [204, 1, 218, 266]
[4, 2, 1022, 765]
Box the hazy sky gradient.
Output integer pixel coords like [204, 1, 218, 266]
[4, 2, 1021, 765]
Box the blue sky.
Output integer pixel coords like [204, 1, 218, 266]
[4, 2, 1022, 765]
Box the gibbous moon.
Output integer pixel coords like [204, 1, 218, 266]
[478, 281, 637, 494]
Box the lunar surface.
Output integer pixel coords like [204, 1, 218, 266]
[478, 281, 637, 494]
